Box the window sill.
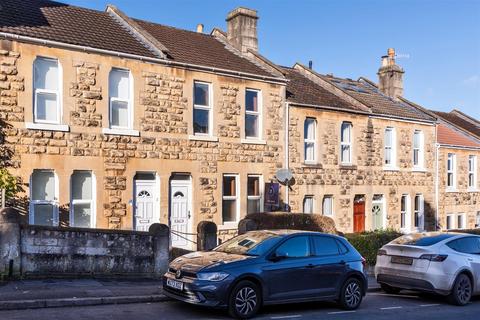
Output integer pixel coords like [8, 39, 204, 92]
[446, 188, 458, 193]
[383, 166, 399, 172]
[102, 128, 140, 136]
[468, 188, 479, 193]
[25, 122, 70, 132]
[411, 167, 427, 172]
[241, 138, 266, 145]
[188, 135, 219, 142]
[339, 164, 357, 170]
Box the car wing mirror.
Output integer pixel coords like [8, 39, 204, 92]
[270, 251, 288, 262]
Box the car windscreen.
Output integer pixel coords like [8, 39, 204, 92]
[214, 232, 283, 256]
[390, 233, 455, 246]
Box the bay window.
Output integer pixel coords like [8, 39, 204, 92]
[30, 170, 58, 226]
[70, 171, 95, 228]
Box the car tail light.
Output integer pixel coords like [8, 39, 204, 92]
[419, 254, 448, 262]
[377, 249, 387, 256]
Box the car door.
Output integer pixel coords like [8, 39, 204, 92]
[448, 237, 480, 291]
[309, 235, 347, 297]
[262, 235, 315, 301]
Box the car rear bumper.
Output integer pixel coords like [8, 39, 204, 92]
[376, 271, 450, 295]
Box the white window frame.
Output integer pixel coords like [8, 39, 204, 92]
[222, 174, 239, 225]
[33, 57, 62, 125]
[29, 169, 59, 226]
[447, 153, 456, 190]
[400, 194, 411, 232]
[340, 122, 352, 164]
[304, 118, 317, 163]
[108, 68, 133, 130]
[193, 81, 213, 136]
[413, 194, 424, 231]
[245, 89, 262, 140]
[446, 214, 454, 230]
[247, 174, 263, 214]
[468, 155, 477, 190]
[457, 213, 466, 230]
[70, 171, 96, 228]
[475, 211, 480, 228]
[322, 195, 334, 216]
[303, 195, 314, 214]
[384, 127, 397, 169]
[413, 130, 424, 169]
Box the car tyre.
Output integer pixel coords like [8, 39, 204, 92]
[448, 273, 472, 306]
[338, 277, 363, 310]
[381, 283, 401, 294]
[228, 280, 262, 319]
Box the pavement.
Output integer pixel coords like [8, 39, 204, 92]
[0, 275, 379, 311]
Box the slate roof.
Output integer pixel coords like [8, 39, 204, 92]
[133, 19, 272, 77]
[0, 0, 156, 58]
[437, 123, 480, 148]
[0, 0, 274, 78]
[279, 66, 356, 111]
[321, 76, 436, 121]
[431, 110, 480, 139]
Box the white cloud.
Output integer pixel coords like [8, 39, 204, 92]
[462, 75, 480, 87]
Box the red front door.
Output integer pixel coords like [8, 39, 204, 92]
[353, 196, 365, 233]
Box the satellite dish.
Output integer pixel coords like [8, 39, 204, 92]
[275, 168, 293, 185]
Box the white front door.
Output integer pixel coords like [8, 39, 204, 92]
[134, 181, 156, 231]
[170, 179, 192, 249]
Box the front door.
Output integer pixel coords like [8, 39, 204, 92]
[353, 195, 365, 233]
[134, 180, 157, 231]
[372, 194, 384, 230]
[170, 177, 192, 249]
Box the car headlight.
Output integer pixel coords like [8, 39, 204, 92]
[197, 272, 230, 281]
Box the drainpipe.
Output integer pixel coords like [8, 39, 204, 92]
[285, 101, 290, 211]
[435, 143, 440, 231]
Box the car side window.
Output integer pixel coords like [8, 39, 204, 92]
[275, 236, 310, 258]
[312, 236, 340, 256]
[447, 237, 480, 254]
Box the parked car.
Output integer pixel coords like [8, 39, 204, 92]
[375, 232, 480, 305]
[163, 230, 367, 319]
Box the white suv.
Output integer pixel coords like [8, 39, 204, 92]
[375, 232, 480, 305]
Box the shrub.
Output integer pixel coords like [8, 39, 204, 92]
[240, 212, 337, 234]
[344, 230, 402, 266]
[0, 168, 19, 199]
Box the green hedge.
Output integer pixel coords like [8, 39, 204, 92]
[344, 230, 402, 266]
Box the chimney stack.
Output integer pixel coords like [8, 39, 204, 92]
[196, 23, 204, 33]
[226, 7, 258, 53]
[377, 48, 404, 100]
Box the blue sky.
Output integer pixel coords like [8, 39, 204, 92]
[64, 0, 480, 119]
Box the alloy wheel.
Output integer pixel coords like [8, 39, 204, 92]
[344, 281, 362, 308]
[456, 277, 472, 304]
[235, 286, 257, 316]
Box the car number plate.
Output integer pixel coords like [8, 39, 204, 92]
[166, 279, 184, 290]
[391, 256, 413, 265]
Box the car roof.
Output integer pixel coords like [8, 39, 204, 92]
[250, 229, 339, 238]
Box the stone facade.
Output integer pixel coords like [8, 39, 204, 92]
[288, 107, 436, 233]
[0, 40, 286, 247]
[437, 147, 480, 230]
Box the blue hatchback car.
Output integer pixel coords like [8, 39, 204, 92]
[163, 230, 367, 319]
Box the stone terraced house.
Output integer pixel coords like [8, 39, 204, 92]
[0, 0, 288, 248]
[0, 0, 478, 244]
[429, 110, 480, 230]
[280, 52, 438, 233]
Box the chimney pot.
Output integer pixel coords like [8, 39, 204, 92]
[377, 48, 404, 100]
[196, 23, 204, 33]
[308, 60, 313, 70]
[226, 7, 258, 53]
